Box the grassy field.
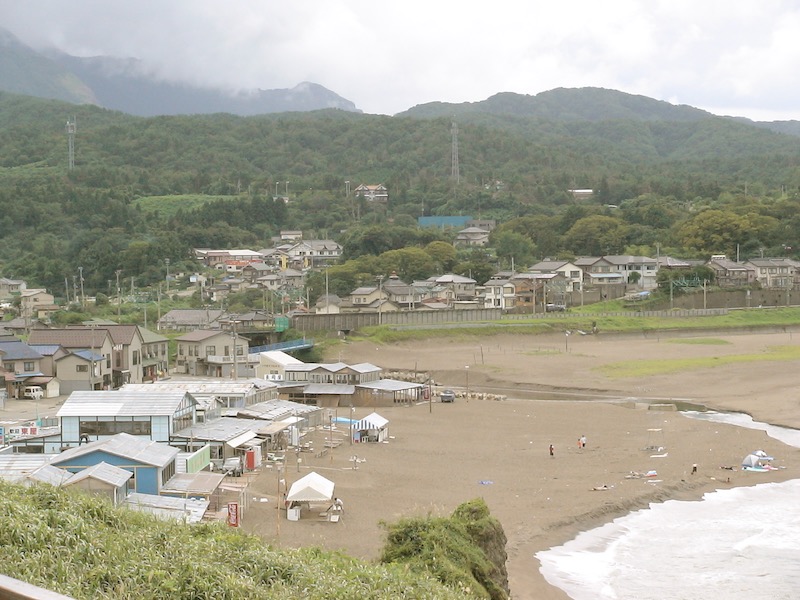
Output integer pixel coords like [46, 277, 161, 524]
[597, 344, 800, 378]
[352, 307, 800, 346]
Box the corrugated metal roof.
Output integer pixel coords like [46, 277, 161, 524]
[358, 379, 423, 392]
[27, 464, 73, 486]
[233, 398, 320, 421]
[160, 472, 225, 495]
[124, 492, 210, 524]
[0, 455, 55, 482]
[173, 417, 265, 442]
[303, 384, 355, 395]
[52, 433, 179, 468]
[66, 461, 132, 487]
[57, 390, 190, 417]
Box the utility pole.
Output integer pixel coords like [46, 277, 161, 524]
[377, 275, 385, 325]
[165, 258, 170, 295]
[66, 117, 76, 170]
[78, 266, 85, 308]
[115, 270, 122, 320]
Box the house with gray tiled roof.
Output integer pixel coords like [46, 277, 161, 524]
[744, 258, 799, 289]
[157, 308, 227, 332]
[27, 328, 114, 391]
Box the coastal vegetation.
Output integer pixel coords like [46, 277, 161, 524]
[0, 479, 504, 599]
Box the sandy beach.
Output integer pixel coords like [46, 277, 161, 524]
[242, 329, 800, 599]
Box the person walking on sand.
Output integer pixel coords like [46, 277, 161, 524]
[580, 435, 587, 449]
[549, 444, 555, 457]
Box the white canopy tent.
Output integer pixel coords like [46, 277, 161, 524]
[285, 471, 336, 521]
[286, 471, 334, 504]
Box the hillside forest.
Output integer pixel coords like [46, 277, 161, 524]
[2, 88, 800, 306]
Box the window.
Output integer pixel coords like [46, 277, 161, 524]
[76, 364, 88, 373]
[23, 361, 35, 372]
[80, 419, 152, 436]
[132, 350, 140, 365]
[206, 345, 216, 357]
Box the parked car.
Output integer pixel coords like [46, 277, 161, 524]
[440, 389, 456, 403]
[545, 303, 566, 312]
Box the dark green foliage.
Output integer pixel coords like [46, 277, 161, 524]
[380, 498, 510, 600]
[2, 90, 800, 298]
[0, 480, 466, 600]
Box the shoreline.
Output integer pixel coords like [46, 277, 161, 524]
[274, 330, 800, 599]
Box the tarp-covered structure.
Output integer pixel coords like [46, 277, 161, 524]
[286, 471, 334, 503]
[354, 412, 389, 443]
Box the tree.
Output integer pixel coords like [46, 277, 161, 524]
[424, 241, 457, 272]
[377, 247, 436, 282]
[490, 230, 535, 269]
[676, 209, 749, 256]
[564, 216, 628, 256]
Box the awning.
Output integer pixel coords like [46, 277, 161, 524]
[226, 430, 257, 449]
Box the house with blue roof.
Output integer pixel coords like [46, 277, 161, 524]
[0, 339, 57, 399]
[50, 433, 179, 495]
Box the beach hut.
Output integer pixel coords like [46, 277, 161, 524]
[285, 471, 335, 521]
[354, 412, 389, 443]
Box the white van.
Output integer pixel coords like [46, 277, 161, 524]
[22, 386, 43, 399]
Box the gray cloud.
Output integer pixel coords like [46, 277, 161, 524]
[1, 0, 799, 119]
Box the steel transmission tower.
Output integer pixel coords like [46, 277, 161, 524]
[451, 120, 460, 184]
[66, 117, 77, 170]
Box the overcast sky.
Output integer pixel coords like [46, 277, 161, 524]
[2, 1, 799, 120]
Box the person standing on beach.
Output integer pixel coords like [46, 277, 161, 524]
[580, 435, 587, 449]
[549, 444, 555, 457]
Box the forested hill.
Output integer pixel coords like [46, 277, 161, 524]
[2, 89, 800, 297]
[399, 87, 713, 122]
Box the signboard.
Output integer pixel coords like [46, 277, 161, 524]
[227, 502, 240, 527]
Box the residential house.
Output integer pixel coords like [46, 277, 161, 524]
[349, 285, 383, 307]
[744, 258, 797, 289]
[467, 219, 497, 231]
[279, 230, 303, 241]
[314, 294, 342, 314]
[19, 289, 59, 324]
[27, 328, 114, 392]
[707, 257, 756, 288]
[431, 274, 478, 303]
[511, 273, 565, 312]
[285, 240, 342, 268]
[0, 339, 50, 399]
[0, 277, 25, 301]
[157, 308, 227, 332]
[353, 184, 388, 202]
[454, 226, 491, 247]
[575, 257, 626, 286]
[241, 262, 272, 283]
[194, 249, 265, 268]
[528, 260, 584, 292]
[175, 329, 249, 377]
[383, 275, 423, 310]
[91, 324, 145, 387]
[50, 433, 180, 495]
[604, 255, 659, 289]
[140, 327, 170, 381]
[483, 278, 517, 309]
[26, 343, 69, 394]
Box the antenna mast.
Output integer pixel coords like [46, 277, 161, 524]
[451, 120, 460, 184]
[66, 117, 77, 170]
